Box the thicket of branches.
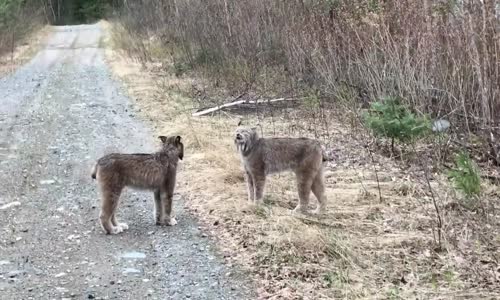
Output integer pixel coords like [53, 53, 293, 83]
[117, 0, 499, 132]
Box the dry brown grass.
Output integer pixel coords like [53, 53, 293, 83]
[102, 22, 500, 299]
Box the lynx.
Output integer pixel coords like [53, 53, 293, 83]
[234, 127, 327, 214]
[91, 135, 184, 234]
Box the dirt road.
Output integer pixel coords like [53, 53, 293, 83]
[0, 24, 252, 299]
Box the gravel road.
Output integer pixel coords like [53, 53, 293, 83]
[0, 24, 253, 300]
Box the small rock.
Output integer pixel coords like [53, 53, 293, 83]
[87, 294, 95, 299]
[122, 268, 140, 274]
[0, 201, 21, 210]
[40, 179, 55, 185]
[7, 270, 24, 278]
[432, 119, 450, 132]
[120, 251, 146, 259]
[54, 272, 66, 278]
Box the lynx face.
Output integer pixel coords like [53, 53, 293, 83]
[159, 135, 184, 160]
[235, 127, 258, 155]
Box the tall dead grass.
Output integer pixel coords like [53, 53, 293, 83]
[115, 0, 499, 130]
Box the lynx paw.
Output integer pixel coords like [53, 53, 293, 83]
[254, 198, 264, 205]
[117, 223, 129, 231]
[312, 205, 326, 215]
[167, 217, 177, 226]
[291, 205, 308, 215]
[156, 217, 177, 226]
[108, 226, 124, 235]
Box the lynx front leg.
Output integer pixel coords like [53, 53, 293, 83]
[253, 171, 266, 205]
[154, 189, 163, 225]
[159, 173, 177, 226]
[245, 170, 255, 202]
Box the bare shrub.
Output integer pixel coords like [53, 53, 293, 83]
[114, 0, 499, 131]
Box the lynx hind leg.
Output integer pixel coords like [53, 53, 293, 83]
[293, 171, 315, 214]
[311, 168, 327, 214]
[99, 185, 124, 234]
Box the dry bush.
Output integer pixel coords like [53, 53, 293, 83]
[115, 0, 499, 130]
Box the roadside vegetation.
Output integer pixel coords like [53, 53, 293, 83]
[3, 0, 499, 298]
[106, 1, 500, 299]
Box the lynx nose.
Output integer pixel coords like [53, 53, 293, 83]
[236, 133, 242, 140]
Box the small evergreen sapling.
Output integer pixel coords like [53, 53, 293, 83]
[364, 97, 430, 153]
[448, 151, 481, 208]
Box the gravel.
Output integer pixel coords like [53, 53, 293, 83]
[0, 24, 253, 300]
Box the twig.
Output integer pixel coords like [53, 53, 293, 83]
[412, 143, 443, 250]
[293, 215, 343, 228]
[366, 142, 383, 203]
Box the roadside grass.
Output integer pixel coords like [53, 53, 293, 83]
[102, 21, 500, 299]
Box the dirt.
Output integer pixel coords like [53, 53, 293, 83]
[0, 24, 254, 299]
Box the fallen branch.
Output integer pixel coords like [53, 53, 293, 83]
[192, 97, 298, 117]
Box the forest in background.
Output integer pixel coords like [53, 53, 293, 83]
[0, 0, 115, 56]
